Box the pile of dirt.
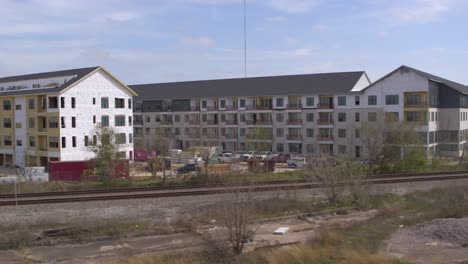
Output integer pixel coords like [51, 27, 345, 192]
[401, 218, 468, 246]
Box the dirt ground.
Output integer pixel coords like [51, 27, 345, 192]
[385, 218, 468, 264]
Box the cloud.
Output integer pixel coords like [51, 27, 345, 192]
[104, 11, 144, 23]
[284, 48, 312, 57]
[312, 24, 326, 32]
[265, 0, 320, 13]
[182, 37, 215, 47]
[286, 37, 298, 45]
[378, 31, 390, 38]
[265, 16, 288, 22]
[383, 0, 454, 24]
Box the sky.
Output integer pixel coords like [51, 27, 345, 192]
[1, 0, 467, 85]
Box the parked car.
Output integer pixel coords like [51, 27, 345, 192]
[272, 153, 290, 163]
[287, 157, 306, 168]
[259, 151, 272, 160]
[177, 163, 198, 174]
[241, 151, 256, 160]
[217, 152, 233, 163]
[232, 152, 244, 161]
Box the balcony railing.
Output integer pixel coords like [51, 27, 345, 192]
[246, 119, 255, 125]
[225, 134, 238, 139]
[318, 135, 334, 141]
[245, 105, 256, 110]
[256, 105, 272, 110]
[318, 103, 334, 109]
[191, 106, 200, 111]
[257, 120, 272, 125]
[404, 102, 428, 108]
[226, 120, 238, 125]
[189, 120, 200, 125]
[287, 119, 302, 125]
[225, 105, 238, 111]
[287, 134, 303, 141]
[189, 133, 200, 139]
[37, 127, 48, 132]
[287, 104, 302, 110]
[160, 120, 173, 125]
[317, 119, 334, 125]
[207, 120, 218, 125]
[207, 106, 218, 111]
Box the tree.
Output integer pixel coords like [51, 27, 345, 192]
[87, 124, 124, 183]
[149, 128, 175, 182]
[360, 121, 385, 175]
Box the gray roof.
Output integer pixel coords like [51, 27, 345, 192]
[362, 65, 468, 94]
[0, 66, 100, 96]
[130, 71, 367, 100]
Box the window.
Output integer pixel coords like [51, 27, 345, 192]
[72, 116, 76, 128]
[128, 99, 132, 109]
[306, 97, 314, 107]
[93, 97, 96, 105]
[115, 133, 126, 144]
[385, 95, 399, 105]
[406, 111, 423, 122]
[3, 118, 11, 128]
[406, 94, 421, 105]
[368, 95, 377, 105]
[277, 143, 284, 153]
[174, 128, 180, 135]
[16, 140, 22, 146]
[48, 97, 58, 108]
[338, 129, 346, 138]
[355, 129, 360, 138]
[29, 117, 35, 129]
[355, 112, 360, 122]
[15, 104, 21, 110]
[220, 100, 226, 108]
[240, 128, 246, 136]
[338, 96, 346, 106]
[306, 144, 314, 153]
[72, 136, 76, 147]
[239, 99, 246, 108]
[128, 116, 132, 126]
[61, 137, 66, 148]
[93, 115, 96, 124]
[368, 112, 377, 122]
[49, 137, 59, 148]
[306, 128, 314, 138]
[115, 98, 125, 108]
[4, 136, 12, 146]
[61, 97, 65, 108]
[48, 116, 58, 128]
[84, 135, 89, 147]
[202, 128, 208, 136]
[276, 98, 284, 107]
[338, 112, 346, 122]
[355, 146, 360, 158]
[15, 123, 22, 128]
[220, 114, 225, 122]
[129, 133, 133, 144]
[338, 145, 346, 154]
[29, 136, 36, 147]
[3, 100, 11, 110]
[306, 113, 314, 122]
[355, 96, 360, 105]
[202, 114, 207, 122]
[59, 117, 65, 128]
[71, 97, 76, 108]
[175, 115, 180, 122]
[101, 97, 109, 108]
[276, 128, 284, 137]
[386, 112, 399, 122]
[201, 100, 207, 109]
[28, 98, 35, 110]
[101, 115, 109, 127]
[276, 113, 284, 122]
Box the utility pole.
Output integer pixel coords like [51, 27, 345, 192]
[243, 0, 247, 78]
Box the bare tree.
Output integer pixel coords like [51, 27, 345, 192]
[149, 128, 175, 182]
[360, 121, 385, 174]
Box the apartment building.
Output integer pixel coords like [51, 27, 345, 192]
[0, 67, 136, 167]
[130, 65, 468, 160]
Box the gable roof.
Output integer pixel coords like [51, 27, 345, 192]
[130, 71, 368, 100]
[362, 65, 468, 94]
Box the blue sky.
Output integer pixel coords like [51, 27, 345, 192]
[1, 0, 467, 85]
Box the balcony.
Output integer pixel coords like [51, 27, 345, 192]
[317, 119, 333, 125]
[287, 134, 303, 141]
[189, 133, 201, 139]
[189, 120, 200, 125]
[37, 127, 48, 133]
[226, 119, 238, 125]
[287, 104, 302, 110]
[287, 119, 302, 125]
[404, 102, 428, 108]
[318, 103, 334, 109]
[245, 105, 256, 110]
[257, 120, 272, 125]
[207, 120, 218, 125]
[191, 106, 200, 111]
[225, 105, 238, 111]
[160, 120, 173, 125]
[256, 105, 272, 110]
[207, 133, 218, 138]
[207, 106, 218, 111]
[225, 134, 238, 139]
[318, 135, 334, 141]
[245, 119, 255, 125]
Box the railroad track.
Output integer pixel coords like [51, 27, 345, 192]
[1, 171, 468, 206]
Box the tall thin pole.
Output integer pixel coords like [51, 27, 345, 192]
[243, 0, 247, 78]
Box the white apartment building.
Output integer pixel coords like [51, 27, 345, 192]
[130, 65, 468, 160]
[0, 66, 137, 167]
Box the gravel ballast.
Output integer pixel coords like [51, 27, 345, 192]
[399, 218, 468, 246]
